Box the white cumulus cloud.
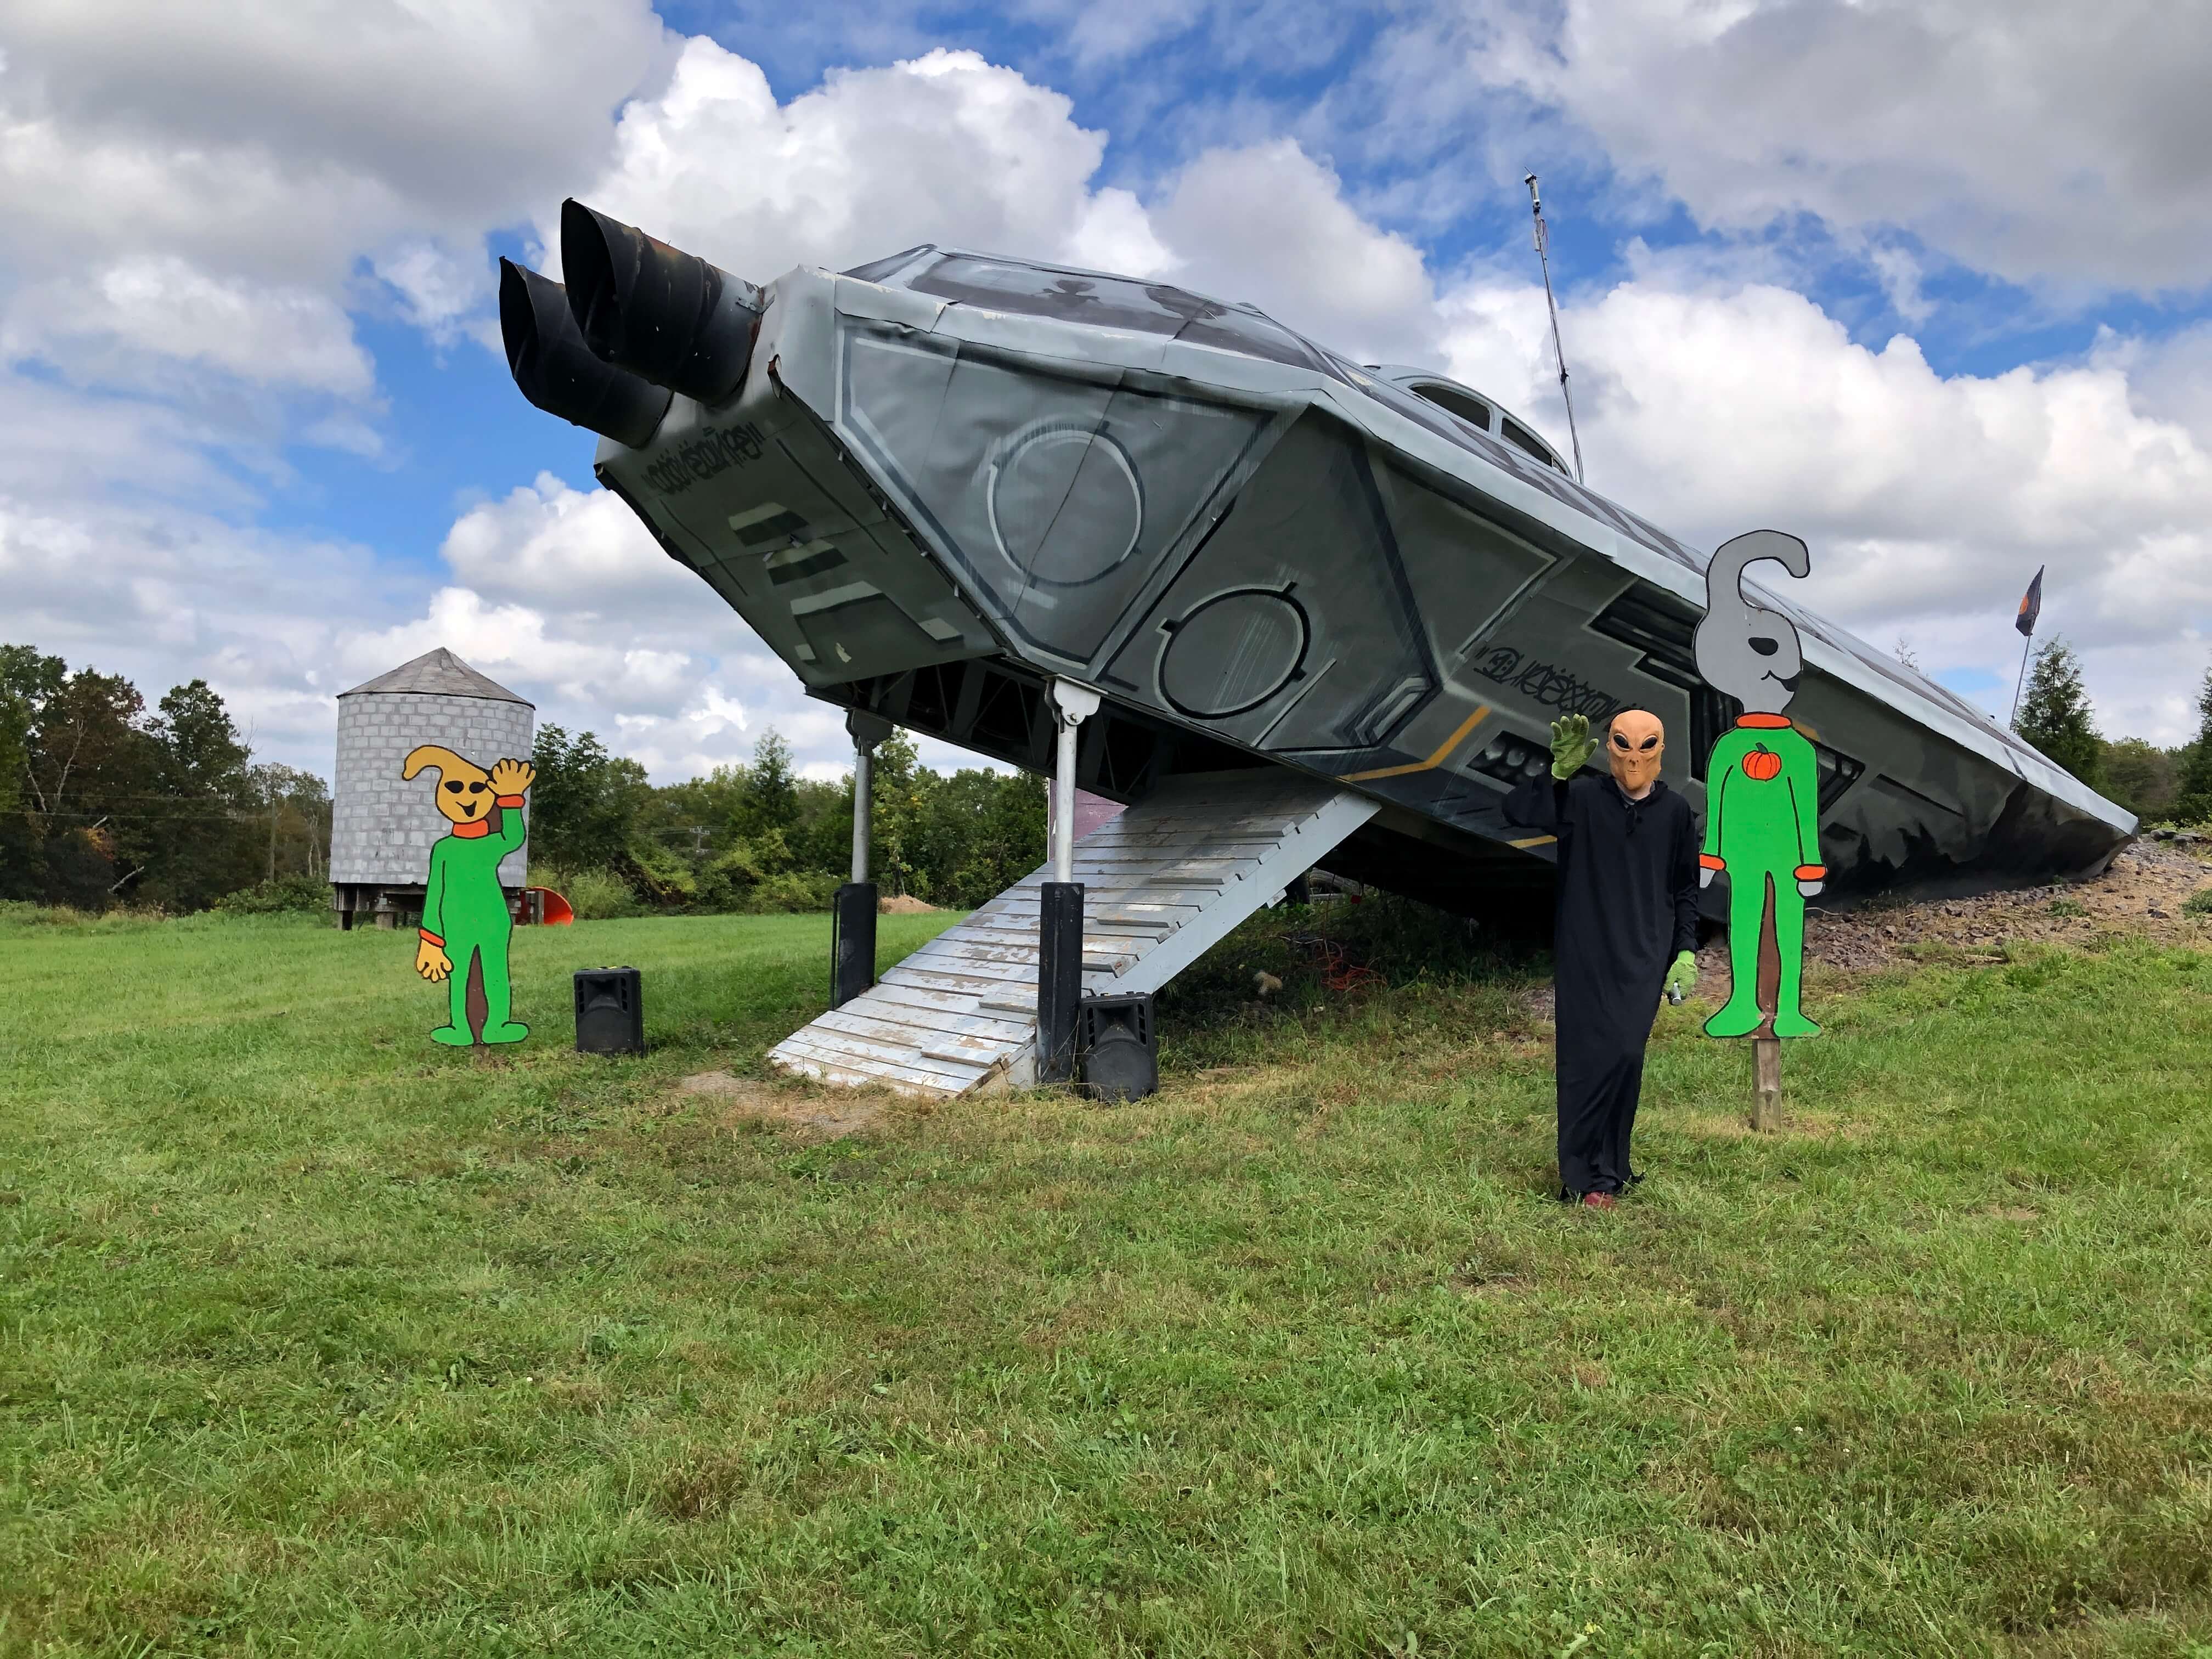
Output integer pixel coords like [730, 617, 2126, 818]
[549, 41, 1139, 284]
[1435, 273, 2212, 741]
[1448, 0, 2212, 296]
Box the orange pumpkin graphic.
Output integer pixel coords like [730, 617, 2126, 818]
[1741, 744, 1783, 781]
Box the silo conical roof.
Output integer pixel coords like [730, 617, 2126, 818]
[337, 648, 532, 706]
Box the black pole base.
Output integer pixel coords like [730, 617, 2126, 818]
[831, 881, 878, 1008]
[1036, 880, 1084, 1083]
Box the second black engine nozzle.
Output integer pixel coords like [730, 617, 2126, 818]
[498, 259, 672, 449]
[561, 200, 764, 407]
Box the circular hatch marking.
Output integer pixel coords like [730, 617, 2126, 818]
[986, 425, 1143, 589]
[1159, 586, 1310, 719]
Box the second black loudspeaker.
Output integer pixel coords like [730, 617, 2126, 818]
[1079, 992, 1156, 1103]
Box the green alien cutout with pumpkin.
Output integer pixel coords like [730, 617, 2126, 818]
[1694, 530, 1825, 1040]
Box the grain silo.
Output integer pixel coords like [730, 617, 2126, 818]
[330, 648, 534, 929]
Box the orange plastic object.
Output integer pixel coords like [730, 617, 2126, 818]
[527, 887, 574, 926]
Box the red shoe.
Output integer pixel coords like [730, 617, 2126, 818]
[1580, 1191, 1618, 1211]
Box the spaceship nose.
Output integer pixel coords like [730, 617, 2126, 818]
[561, 200, 764, 407]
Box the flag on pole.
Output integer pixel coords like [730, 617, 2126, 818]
[2015, 566, 2045, 638]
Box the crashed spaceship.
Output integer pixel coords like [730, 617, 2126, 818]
[501, 202, 2133, 924]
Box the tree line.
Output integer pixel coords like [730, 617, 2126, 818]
[2011, 637, 2212, 821]
[9, 632, 2185, 916]
[1, 645, 330, 911]
[1, 642, 1045, 915]
[524, 723, 1045, 915]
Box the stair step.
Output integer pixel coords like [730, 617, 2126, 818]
[767, 771, 1381, 1099]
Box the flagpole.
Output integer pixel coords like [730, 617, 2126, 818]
[2008, 563, 2046, 730]
[2008, 630, 2034, 729]
[1524, 173, 1586, 485]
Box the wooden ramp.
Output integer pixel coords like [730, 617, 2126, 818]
[766, 770, 1379, 1099]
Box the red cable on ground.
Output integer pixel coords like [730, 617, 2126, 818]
[1288, 932, 1383, 994]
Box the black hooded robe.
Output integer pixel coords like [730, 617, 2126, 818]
[1503, 772, 1701, 1196]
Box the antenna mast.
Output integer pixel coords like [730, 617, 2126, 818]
[1524, 172, 1586, 485]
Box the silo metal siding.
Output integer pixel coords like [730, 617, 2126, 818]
[331, 691, 534, 889]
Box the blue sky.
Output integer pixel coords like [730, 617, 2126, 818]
[4, 0, 2209, 781]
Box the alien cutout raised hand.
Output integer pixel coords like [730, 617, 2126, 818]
[1694, 530, 1823, 1039]
[402, 745, 536, 1047]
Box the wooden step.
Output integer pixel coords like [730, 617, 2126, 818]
[766, 771, 1380, 1098]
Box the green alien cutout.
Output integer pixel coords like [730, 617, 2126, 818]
[402, 744, 536, 1046]
[1694, 531, 1824, 1040]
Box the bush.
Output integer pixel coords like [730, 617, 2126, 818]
[0, 901, 170, 932]
[693, 843, 768, 912]
[0, 900, 87, 929]
[744, 870, 842, 913]
[616, 838, 697, 907]
[212, 874, 329, 915]
[540, 867, 640, 920]
[2182, 888, 2212, 918]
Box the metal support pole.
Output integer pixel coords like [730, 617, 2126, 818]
[850, 744, 873, 884]
[1040, 681, 1102, 1083]
[831, 710, 894, 1009]
[1046, 680, 1101, 880]
[1054, 717, 1079, 884]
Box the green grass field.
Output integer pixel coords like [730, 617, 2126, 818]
[4, 904, 2211, 1656]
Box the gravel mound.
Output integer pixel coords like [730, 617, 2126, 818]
[1703, 834, 2212, 990]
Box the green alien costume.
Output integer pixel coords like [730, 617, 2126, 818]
[420, 796, 529, 1046]
[1700, 714, 1822, 1038]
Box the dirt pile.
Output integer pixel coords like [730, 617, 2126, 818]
[1699, 833, 2212, 988]
[673, 1071, 892, 1137]
[1515, 835, 2210, 1023]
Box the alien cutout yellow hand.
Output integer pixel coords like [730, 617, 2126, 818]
[488, 757, 537, 798]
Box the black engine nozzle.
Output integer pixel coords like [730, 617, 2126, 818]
[498, 258, 673, 449]
[560, 199, 763, 407]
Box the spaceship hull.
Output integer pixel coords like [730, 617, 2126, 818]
[579, 251, 2131, 918]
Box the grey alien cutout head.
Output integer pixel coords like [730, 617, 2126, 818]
[1693, 529, 1810, 716]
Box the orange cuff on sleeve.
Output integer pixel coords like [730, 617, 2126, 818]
[419, 928, 444, 947]
[1699, 854, 1726, 871]
[1795, 865, 1826, 880]
[495, 794, 525, 809]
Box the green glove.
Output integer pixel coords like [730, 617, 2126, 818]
[1549, 714, 1599, 779]
[1663, 950, 1697, 1004]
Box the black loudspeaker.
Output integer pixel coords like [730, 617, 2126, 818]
[574, 967, 644, 1055]
[831, 881, 877, 1009]
[1079, 992, 1157, 1103]
[1036, 881, 1084, 1084]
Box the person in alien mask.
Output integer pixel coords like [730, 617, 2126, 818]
[1503, 708, 1701, 1207]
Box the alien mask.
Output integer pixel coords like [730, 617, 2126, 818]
[1607, 710, 1664, 794]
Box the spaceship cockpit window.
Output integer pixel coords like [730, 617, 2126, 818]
[1499, 417, 1564, 471]
[906, 253, 1344, 380]
[1408, 381, 1494, 432]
